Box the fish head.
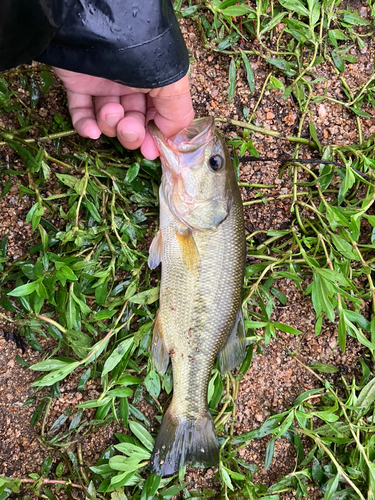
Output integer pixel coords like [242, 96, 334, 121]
[149, 117, 234, 231]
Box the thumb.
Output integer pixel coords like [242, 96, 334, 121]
[149, 75, 195, 138]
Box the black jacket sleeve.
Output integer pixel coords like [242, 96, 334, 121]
[0, 0, 189, 89]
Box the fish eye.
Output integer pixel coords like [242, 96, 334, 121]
[208, 154, 224, 172]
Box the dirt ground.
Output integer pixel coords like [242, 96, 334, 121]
[0, 3, 374, 499]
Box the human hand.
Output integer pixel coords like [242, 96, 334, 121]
[52, 68, 195, 160]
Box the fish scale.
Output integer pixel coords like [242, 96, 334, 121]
[147, 117, 246, 476]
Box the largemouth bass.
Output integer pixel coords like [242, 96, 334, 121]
[148, 116, 246, 476]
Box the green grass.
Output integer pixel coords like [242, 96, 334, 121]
[1, 0, 375, 499]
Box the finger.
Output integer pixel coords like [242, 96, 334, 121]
[149, 75, 194, 138]
[116, 93, 147, 150]
[141, 97, 159, 159]
[53, 67, 135, 96]
[66, 90, 101, 139]
[141, 130, 160, 160]
[95, 96, 124, 137]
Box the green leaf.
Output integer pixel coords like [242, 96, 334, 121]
[141, 473, 161, 500]
[40, 456, 53, 477]
[95, 309, 117, 320]
[0, 178, 11, 198]
[220, 465, 234, 491]
[31, 361, 80, 387]
[244, 320, 268, 328]
[221, 5, 249, 16]
[40, 71, 54, 94]
[66, 294, 77, 331]
[144, 370, 160, 399]
[8, 281, 38, 297]
[30, 400, 47, 426]
[338, 308, 346, 353]
[264, 437, 276, 470]
[7, 140, 41, 172]
[307, 0, 320, 25]
[344, 310, 370, 331]
[293, 388, 323, 406]
[21, 264, 36, 280]
[241, 51, 255, 93]
[342, 11, 370, 26]
[239, 344, 253, 375]
[233, 413, 288, 443]
[0, 476, 21, 494]
[310, 361, 338, 373]
[30, 358, 76, 372]
[126, 163, 140, 183]
[128, 421, 154, 451]
[323, 473, 339, 499]
[331, 50, 344, 72]
[309, 122, 321, 153]
[260, 12, 287, 35]
[356, 377, 375, 413]
[330, 233, 358, 260]
[227, 469, 246, 480]
[85, 199, 101, 222]
[159, 483, 190, 499]
[26, 202, 44, 231]
[77, 397, 112, 409]
[114, 442, 150, 459]
[28, 75, 40, 108]
[71, 289, 91, 314]
[102, 338, 133, 376]
[350, 107, 372, 118]
[107, 387, 133, 398]
[77, 368, 91, 390]
[218, 32, 240, 51]
[16, 355, 30, 367]
[181, 5, 199, 16]
[61, 266, 78, 281]
[116, 375, 143, 386]
[274, 410, 294, 438]
[272, 322, 303, 335]
[269, 76, 285, 90]
[228, 58, 236, 104]
[130, 287, 159, 305]
[39, 225, 49, 254]
[340, 165, 356, 201]
[267, 57, 296, 77]
[278, 0, 309, 17]
[310, 273, 335, 322]
[55, 173, 79, 189]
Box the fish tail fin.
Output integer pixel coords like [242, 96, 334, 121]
[150, 407, 219, 476]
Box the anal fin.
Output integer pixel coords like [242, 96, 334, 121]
[218, 310, 246, 375]
[148, 230, 163, 270]
[151, 310, 169, 374]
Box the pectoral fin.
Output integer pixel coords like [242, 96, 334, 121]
[148, 230, 163, 270]
[175, 229, 200, 272]
[218, 310, 246, 375]
[151, 310, 170, 374]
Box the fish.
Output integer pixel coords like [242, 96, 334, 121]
[147, 116, 246, 476]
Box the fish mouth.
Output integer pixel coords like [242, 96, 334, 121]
[148, 117, 215, 155]
[173, 116, 215, 152]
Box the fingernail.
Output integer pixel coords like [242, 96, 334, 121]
[105, 114, 120, 127]
[120, 131, 139, 143]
